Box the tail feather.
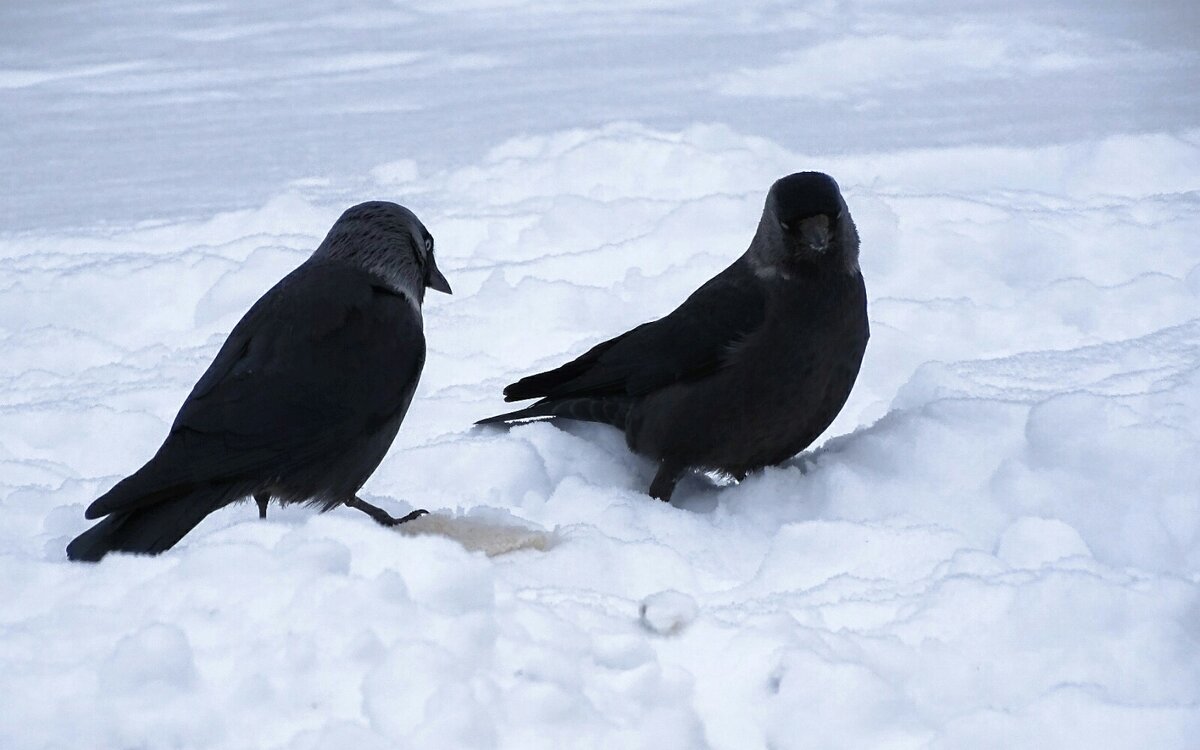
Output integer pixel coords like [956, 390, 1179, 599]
[477, 397, 631, 429]
[86, 449, 198, 520]
[502, 337, 626, 402]
[86, 474, 181, 520]
[67, 485, 241, 562]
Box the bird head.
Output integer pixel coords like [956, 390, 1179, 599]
[752, 172, 859, 278]
[414, 223, 453, 296]
[315, 201, 452, 303]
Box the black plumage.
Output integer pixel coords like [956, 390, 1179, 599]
[67, 201, 452, 561]
[479, 172, 868, 501]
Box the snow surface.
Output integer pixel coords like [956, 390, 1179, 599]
[2, 1, 1199, 748]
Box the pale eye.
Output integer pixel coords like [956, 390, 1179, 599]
[424, 237, 434, 254]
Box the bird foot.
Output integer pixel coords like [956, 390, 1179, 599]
[649, 462, 685, 502]
[391, 508, 430, 525]
[254, 493, 270, 519]
[344, 496, 429, 527]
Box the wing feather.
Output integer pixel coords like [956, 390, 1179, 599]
[503, 258, 767, 402]
[87, 262, 424, 519]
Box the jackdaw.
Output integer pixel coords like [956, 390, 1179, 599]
[67, 201, 452, 561]
[478, 172, 868, 501]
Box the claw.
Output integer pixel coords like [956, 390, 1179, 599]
[394, 508, 429, 525]
[344, 496, 428, 527]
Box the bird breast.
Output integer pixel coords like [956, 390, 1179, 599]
[632, 272, 868, 472]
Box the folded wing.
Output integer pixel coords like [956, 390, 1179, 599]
[87, 263, 424, 519]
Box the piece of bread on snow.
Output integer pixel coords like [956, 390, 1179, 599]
[395, 508, 556, 556]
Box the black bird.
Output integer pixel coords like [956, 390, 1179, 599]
[67, 201, 452, 561]
[478, 172, 868, 501]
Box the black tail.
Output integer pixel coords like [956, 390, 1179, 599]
[502, 336, 627, 402]
[67, 486, 239, 562]
[477, 397, 632, 430]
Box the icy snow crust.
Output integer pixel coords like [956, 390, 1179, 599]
[3, 2, 1200, 748]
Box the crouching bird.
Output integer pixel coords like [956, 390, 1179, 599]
[67, 201, 452, 561]
[478, 172, 868, 502]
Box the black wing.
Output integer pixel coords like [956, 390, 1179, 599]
[87, 261, 425, 519]
[503, 258, 767, 402]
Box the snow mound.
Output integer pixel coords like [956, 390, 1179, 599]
[2, 119, 1199, 749]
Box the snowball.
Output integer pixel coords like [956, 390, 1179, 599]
[639, 590, 699, 635]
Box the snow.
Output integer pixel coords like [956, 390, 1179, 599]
[639, 590, 699, 636]
[2, 0, 1199, 748]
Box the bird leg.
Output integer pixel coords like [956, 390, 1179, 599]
[649, 461, 685, 502]
[344, 496, 428, 527]
[254, 493, 270, 519]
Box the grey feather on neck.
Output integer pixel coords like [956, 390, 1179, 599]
[309, 202, 428, 310]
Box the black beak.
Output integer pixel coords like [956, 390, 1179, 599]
[792, 214, 830, 253]
[425, 253, 452, 294]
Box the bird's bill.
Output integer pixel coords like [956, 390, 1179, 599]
[425, 254, 453, 294]
[794, 214, 831, 253]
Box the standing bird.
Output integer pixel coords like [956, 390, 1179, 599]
[478, 172, 868, 501]
[67, 201, 452, 561]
